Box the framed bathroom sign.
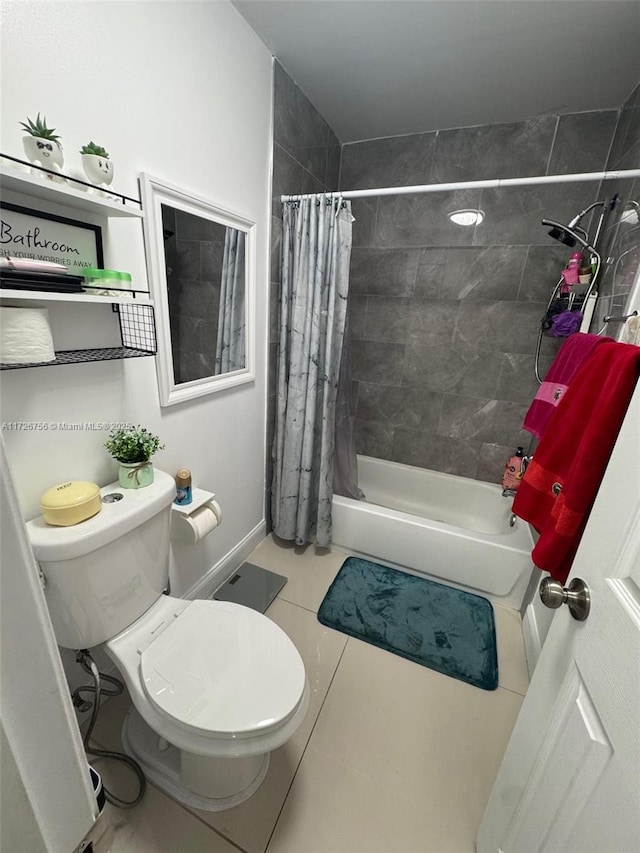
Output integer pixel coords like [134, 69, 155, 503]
[0, 201, 104, 270]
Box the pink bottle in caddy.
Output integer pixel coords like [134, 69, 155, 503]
[560, 252, 582, 292]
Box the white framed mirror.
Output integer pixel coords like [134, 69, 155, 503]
[140, 173, 255, 406]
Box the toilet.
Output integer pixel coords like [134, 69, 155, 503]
[27, 470, 309, 811]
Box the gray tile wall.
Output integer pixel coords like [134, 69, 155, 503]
[594, 81, 640, 329]
[268, 61, 341, 521]
[342, 109, 622, 484]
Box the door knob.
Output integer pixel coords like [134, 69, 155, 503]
[539, 577, 591, 621]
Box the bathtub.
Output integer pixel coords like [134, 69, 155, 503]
[332, 456, 535, 611]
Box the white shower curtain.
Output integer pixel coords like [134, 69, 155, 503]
[271, 195, 354, 546]
[215, 227, 246, 374]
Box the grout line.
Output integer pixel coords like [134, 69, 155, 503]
[514, 244, 531, 302]
[603, 107, 622, 170]
[498, 682, 530, 699]
[544, 116, 560, 176]
[263, 636, 351, 853]
[146, 778, 251, 853]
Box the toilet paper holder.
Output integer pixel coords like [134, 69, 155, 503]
[171, 489, 222, 545]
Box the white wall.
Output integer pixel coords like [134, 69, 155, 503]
[0, 0, 273, 597]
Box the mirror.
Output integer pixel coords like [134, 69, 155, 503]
[140, 174, 255, 406]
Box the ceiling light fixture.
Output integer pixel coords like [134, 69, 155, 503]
[448, 209, 484, 227]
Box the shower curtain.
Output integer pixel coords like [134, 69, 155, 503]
[215, 227, 246, 374]
[271, 195, 355, 546]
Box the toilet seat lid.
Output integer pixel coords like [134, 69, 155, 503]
[140, 599, 306, 738]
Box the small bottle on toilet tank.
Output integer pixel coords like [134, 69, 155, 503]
[174, 468, 192, 505]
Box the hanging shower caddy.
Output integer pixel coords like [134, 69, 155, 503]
[533, 197, 617, 383]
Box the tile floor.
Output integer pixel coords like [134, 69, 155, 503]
[89, 535, 529, 853]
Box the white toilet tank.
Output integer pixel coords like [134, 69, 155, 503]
[27, 470, 176, 649]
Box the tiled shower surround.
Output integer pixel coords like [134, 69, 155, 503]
[270, 65, 639, 485]
[342, 107, 638, 483]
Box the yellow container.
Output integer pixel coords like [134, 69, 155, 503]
[40, 481, 102, 526]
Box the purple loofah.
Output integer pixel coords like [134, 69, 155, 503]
[550, 310, 583, 337]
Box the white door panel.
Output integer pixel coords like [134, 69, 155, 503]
[478, 383, 640, 853]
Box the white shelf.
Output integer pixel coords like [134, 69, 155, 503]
[0, 288, 152, 305]
[0, 163, 143, 218]
[171, 488, 216, 516]
[0, 157, 155, 370]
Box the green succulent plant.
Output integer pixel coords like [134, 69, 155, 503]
[80, 141, 109, 158]
[20, 113, 61, 143]
[104, 425, 164, 464]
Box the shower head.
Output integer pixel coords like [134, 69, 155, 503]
[544, 200, 613, 248]
[546, 224, 578, 247]
[541, 219, 599, 257]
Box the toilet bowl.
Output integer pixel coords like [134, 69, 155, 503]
[27, 470, 309, 811]
[106, 595, 309, 811]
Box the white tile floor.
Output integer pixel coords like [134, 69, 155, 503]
[90, 535, 529, 853]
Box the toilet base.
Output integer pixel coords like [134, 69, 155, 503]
[122, 707, 270, 812]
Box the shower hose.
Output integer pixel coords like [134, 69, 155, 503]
[72, 649, 146, 809]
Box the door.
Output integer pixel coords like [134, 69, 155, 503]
[477, 383, 640, 853]
[0, 437, 98, 852]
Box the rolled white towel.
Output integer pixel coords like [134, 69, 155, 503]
[0, 307, 56, 364]
[619, 314, 640, 346]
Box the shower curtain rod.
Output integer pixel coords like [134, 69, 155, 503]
[281, 168, 640, 202]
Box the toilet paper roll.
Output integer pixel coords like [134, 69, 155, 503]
[0, 307, 56, 364]
[181, 499, 222, 545]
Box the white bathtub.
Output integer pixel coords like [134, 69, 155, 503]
[332, 456, 535, 611]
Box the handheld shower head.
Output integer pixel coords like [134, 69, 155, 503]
[567, 200, 608, 230]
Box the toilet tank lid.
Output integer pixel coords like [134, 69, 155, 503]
[26, 469, 176, 561]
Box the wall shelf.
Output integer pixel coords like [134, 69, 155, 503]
[0, 293, 157, 371]
[0, 288, 152, 305]
[1, 345, 154, 370]
[0, 158, 155, 369]
[0, 157, 143, 218]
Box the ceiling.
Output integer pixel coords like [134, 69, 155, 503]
[233, 0, 640, 143]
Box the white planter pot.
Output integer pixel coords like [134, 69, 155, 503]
[22, 135, 64, 171]
[81, 153, 114, 186]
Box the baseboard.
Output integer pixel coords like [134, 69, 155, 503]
[184, 520, 267, 601]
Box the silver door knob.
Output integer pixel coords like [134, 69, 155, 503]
[539, 577, 591, 621]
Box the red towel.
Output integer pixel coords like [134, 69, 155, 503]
[523, 332, 612, 439]
[513, 341, 640, 583]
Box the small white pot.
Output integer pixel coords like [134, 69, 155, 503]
[23, 135, 64, 171]
[81, 153, 114, 186]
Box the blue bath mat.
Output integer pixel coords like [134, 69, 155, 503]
[318, 557, 498, 690]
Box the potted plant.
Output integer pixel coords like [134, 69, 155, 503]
[80, 141, 114, 187]
[104, 425, 164, 489]
[20, 113, 64, 174]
